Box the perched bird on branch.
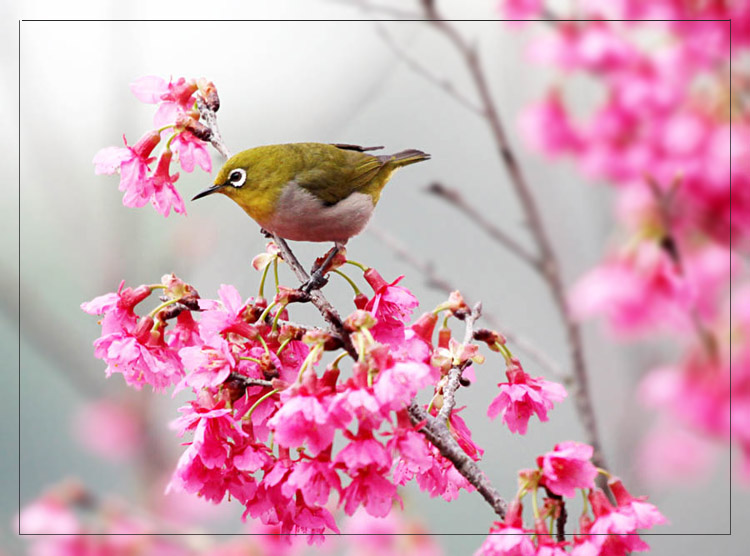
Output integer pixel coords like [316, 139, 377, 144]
[193, 142, 430, 289]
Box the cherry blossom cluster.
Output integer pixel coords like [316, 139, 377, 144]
[18, 480, 443, 556]
[501, 0, 748, 483]
[475, 441, 666, 555]
[81, 246, 568, 543]
[92, 76, 217, 216]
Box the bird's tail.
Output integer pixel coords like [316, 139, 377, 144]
[379, 149, 431, 168]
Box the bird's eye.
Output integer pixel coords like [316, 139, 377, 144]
[228, 168, 247, 188]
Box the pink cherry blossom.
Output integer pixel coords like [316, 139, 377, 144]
[488, 362, 567, 434]
[282, 458, 342, 507]
[340, 466, 400, 518]
[177, 336, 235, 393]
[171, 130, 212, 173]
[150, 149, 184, 217]
[267, 391, 337, 457]
[474, 526, 535, 556]
[364, 269, 419, 346]
[92, 130, 161, 208]
[537, 441, 598, 497]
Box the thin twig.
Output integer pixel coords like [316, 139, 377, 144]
[272, 235, 358, 358]
[228, 373, 274, 389]
[197, 98, 230, 160]
[375, 23, 484, 115]
[426, 181, 541, 270]
[420, 0, 608, 476]
[367, 224, 568, 380]
[437, 302, 481, 422]
[645, 175, 718, 359]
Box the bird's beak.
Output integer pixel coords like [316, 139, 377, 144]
[191, 184, 225, 201]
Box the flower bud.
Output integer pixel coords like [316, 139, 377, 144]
[438, 327, 452, 349]
[131, 130, 162, 159]
[411, 312, 438, 342]
[133, 316, 154, 344]
[353, 292, 369, 310]
[363, 268, 387, 292]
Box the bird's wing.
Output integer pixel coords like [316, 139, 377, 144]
[329, 143, 384, 152]
[293, 145, 384, 206]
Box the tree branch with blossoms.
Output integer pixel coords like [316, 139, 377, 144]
[195, 87, 509, 517]
[80, 74, 666, 553]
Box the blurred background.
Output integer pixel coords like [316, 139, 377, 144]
[5, 0, 746, 554]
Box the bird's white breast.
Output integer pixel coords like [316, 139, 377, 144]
[264, 182, 375, 243]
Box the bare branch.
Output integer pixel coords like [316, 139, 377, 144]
[426, 181, 542, 270]
[375, 23, 484, 115]
[420, 1, 608, 475]
[197, 98, 230, 160]
[272, 235, 358, 359]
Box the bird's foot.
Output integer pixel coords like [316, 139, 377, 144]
[301, 245, 344, 293]
[300, 271, 329, 294]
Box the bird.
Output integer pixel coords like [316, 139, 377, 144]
[192, 142, 430, 290]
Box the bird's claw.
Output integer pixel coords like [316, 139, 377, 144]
[300, 271, 329, 294]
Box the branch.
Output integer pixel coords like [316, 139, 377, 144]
[273, 235, 358, 359]
[420, 0, 608, 475]
[197, 98, 230, 160]
[367, 224, 568, 381]
[437, 302, 481, 422]
[426, 181, 541, 270]
[228, 372, 274, 389]
[408, 401, 507, 518]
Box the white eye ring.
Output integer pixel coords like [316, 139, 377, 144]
[228, 168, 247, 187]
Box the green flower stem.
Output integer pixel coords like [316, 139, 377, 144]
[165, 131, 179, 151]
[495, 342, 514, 365]
[243, 388, 280, 421]
[273, 257, 280, 290]
[271, 302, 287, 333]
[258, 259, 273, 299]
[332, 269, 361, 296]
[256, 333, 271, 357]
[257, 301, 278, 326]
[531, 483, 540, 520]
[296, 344, 322, 383]
[238, 355, 263, 365]
[330, 351, 348, 369]
[276, 338, 292, 357]
[344, 259, 369, 272]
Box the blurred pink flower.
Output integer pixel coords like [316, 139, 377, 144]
[73, 399, 142, 461]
